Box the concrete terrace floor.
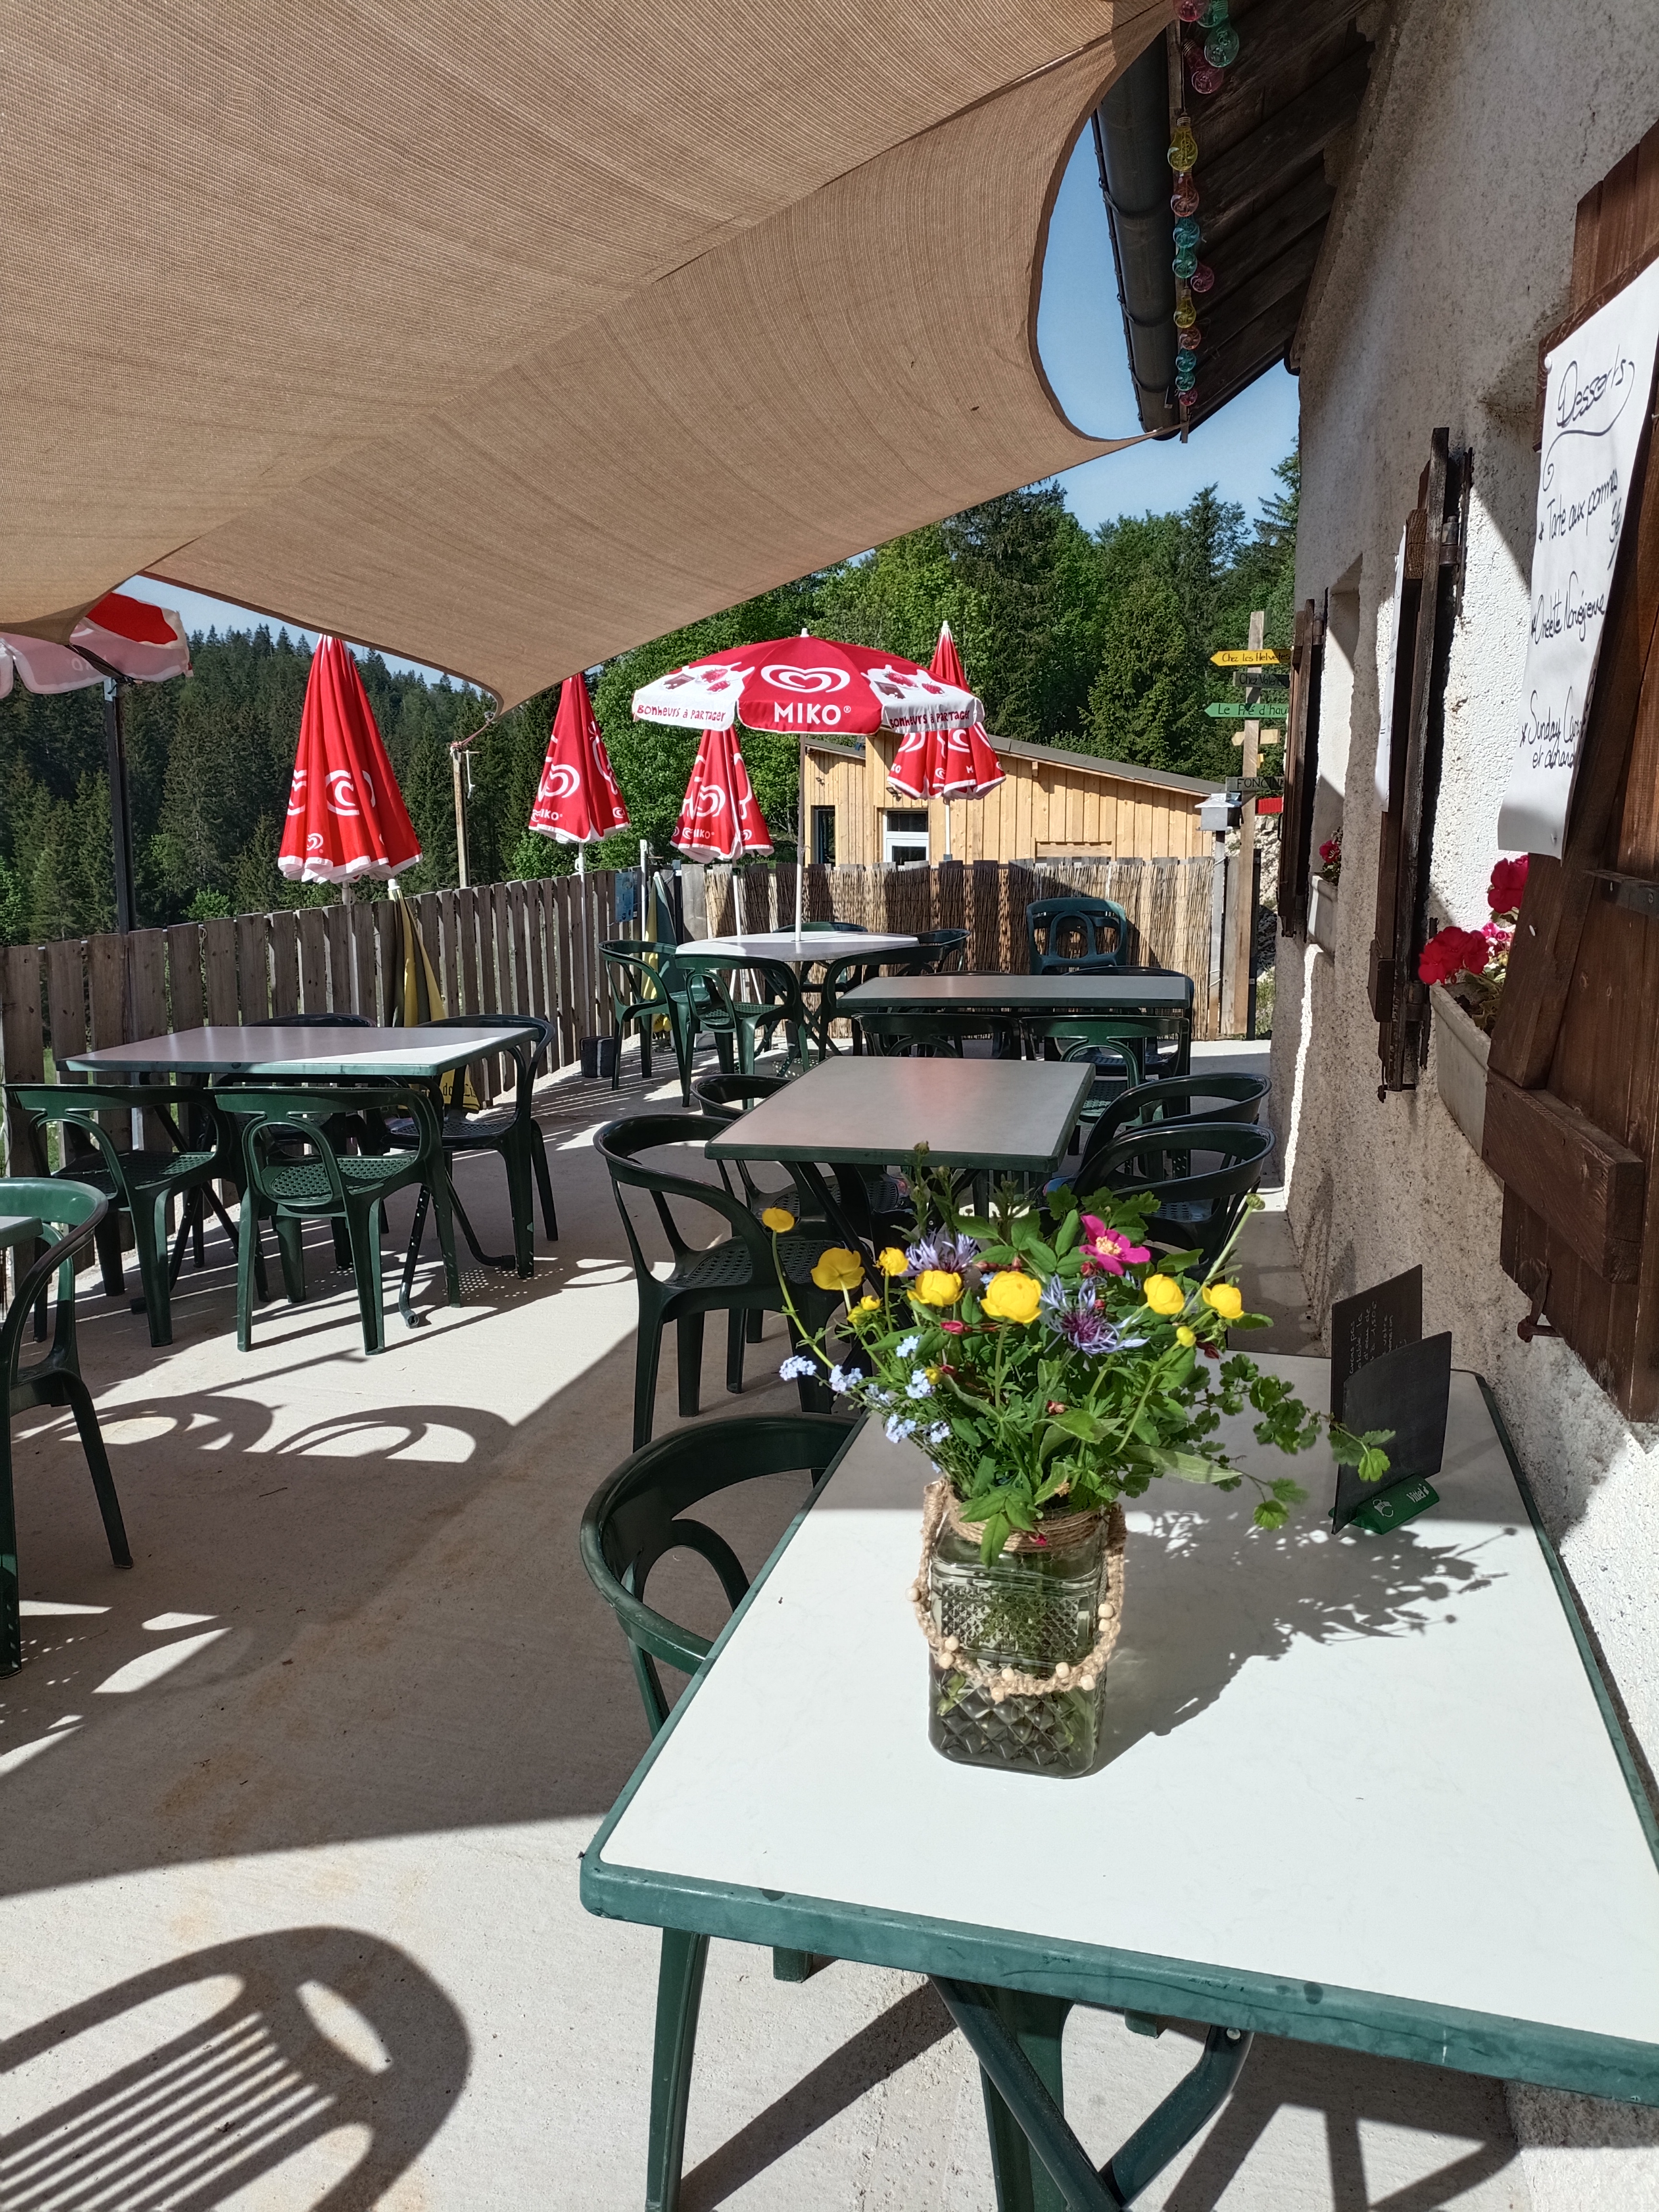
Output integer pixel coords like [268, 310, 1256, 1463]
[0, 1041, 1532, 2210]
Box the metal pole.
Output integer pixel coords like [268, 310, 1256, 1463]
[451, 746, 469, 888]
[103, 679, 138, 934]
[1223, 611, 1264, 1037]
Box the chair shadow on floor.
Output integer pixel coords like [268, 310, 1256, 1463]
[0, 1926, 469, 2211]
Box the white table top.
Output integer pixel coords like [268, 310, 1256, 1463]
[842, 972, 1193, 1012]
[65, 1023, 536, 1081]
[593, 1357, 1659, 2064]
[678, 931, 918, 963]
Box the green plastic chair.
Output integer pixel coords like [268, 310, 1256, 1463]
[674, 954, 813, 1076]
[8, 1082, 242, 1347]
[1067, 1120, 1275, 1269]
[602, 940, 699, 1104]
[0, 1178, 132, 1673]
[579, 1410, 853, 2207]
[1025, 894, 1129, 974]
[382, 1015, 557, 1277]
[1090, 1072, 1269, 1150]
[232, 1085, 458, 1355]
[597, 1113, 844, 1448]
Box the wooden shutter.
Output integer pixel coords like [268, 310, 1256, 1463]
[1483, 126, 1659, 1413]
[1276, 597, 1325, 939]
[1368, 431, 1473, 1093]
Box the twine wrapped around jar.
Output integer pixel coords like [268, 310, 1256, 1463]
[908, 1477, 1127, 1703]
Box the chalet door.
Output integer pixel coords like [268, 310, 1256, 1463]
[1483, 126, 1659, 1412]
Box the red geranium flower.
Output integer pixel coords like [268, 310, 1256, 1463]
[1488, 856, 1529, 915]
[1419, 926, 1489, 987]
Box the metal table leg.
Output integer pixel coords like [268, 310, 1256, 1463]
[932, 1979, 1252, 2212]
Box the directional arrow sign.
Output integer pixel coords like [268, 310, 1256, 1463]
[1212, 649, 1286, 666]
[1205, 702, 1257, 718]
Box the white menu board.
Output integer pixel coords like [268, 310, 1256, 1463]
[1497, 261, 1659, 856]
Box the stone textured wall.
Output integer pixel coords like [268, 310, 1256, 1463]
[1273, 3, 1659, 2199]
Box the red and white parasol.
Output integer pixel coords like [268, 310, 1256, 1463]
[887, 621, 1004, 801]
[278, 635, 421, 883]
[671, 726, 774, 863]
[529, 672, 631, 846]
[0, 590, 191, 696]
[632, 632, 982, 741]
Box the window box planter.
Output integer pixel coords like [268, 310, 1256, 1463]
[1310, 875, 1339, 954]
[1430, 983, 1490, 1154]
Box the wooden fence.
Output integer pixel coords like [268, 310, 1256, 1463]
[0, 854, 1226, 1174]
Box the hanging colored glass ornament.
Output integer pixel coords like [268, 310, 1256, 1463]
[1173, 246, 1198, 279]
[1203, 19, 1240, 66]
[1202, 0, 1229, 25]
[1170, 174, 1200, 217]
[1178, 325, 1202, 352]
[1189, 260, 1215, 293]
[1172, 216, 1202, 250]
[1175, 367, 1197, 397]
[1187, 48, 1227, 94]
[1175, 0, 1206, 19]
[1173, 290, 1197, 328]
[1166, 117, 1199, 171]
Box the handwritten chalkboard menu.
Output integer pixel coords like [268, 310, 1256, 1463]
[1497, 259, 1659, 856]
[1328, 1266, 1451, 1533]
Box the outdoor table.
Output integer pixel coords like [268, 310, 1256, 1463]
[842, 971, 1195, 1073]
[65, 1023, 538, 1324]
[0, 1215, 42, 1253]
[677, 930, 918, 963]
[705, 1054, 1092, 1177]
[583, 1356, 1659, 2211]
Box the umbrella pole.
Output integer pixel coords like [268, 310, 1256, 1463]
[795, 731, 805, 937]
[103, 679, 138, 934]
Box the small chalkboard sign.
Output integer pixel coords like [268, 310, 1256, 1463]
[1331, 1332, 1452, 1533]
[1330, 1265, 1422, 1421]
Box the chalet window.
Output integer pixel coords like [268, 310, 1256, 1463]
[1367, 431, 1472, 1094]
[1276, 597, 1326, 939]
[1483, 120, 1659, 1413]
[883, 810, 929, 866]
[812, 805, 836, 866]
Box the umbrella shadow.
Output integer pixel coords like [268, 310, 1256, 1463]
[0, 1926, 469, 2210]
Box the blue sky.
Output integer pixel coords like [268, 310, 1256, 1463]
[119, 128, 1300, 684]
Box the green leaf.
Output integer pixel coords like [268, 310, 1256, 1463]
[1129, 1444, 1229, 1483]
[1053, 1208, 1082, 1255]
[977, 1512, 1010, 1566]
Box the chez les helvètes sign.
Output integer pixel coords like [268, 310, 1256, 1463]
[1497, 259, 1659, 857]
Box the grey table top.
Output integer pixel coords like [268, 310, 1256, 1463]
[0, 1215, 41, 1250]
[841, 972, 1194, 1014]
[705, 1053, 1092, 1173]
[64, 1023, 537, 1082]
[584, 1359, 1659, 2103]
[678, 931, 918, 964]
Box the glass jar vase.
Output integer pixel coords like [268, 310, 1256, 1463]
[926, 1505, 1122, 1778]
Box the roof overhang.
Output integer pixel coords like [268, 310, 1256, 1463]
[4, 4, 1165, 707]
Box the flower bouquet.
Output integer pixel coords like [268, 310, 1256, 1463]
[1417, 856, 1528, 1034]
[772, 1166, 1388, 1778]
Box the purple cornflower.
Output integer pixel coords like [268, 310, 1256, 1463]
[905, 1231, 981, 1276]
[1041, 1279, 1145, 1357]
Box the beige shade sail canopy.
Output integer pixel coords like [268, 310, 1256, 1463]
[4, 3, 1160, 709]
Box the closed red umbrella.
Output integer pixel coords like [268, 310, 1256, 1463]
[887, 621, 1004, 801]
[671, 726, 774, 862]
[278, 635, 421, 883]
[529, 672, 630, 846]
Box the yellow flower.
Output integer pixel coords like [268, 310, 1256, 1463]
[911, 1269, 963, 1308]
[1176, 1325, 1196, 1347]
[760, 1206, 796, 1233]
[981, 1270, 1042, 1324]
[853, 1294, 880, 1315]
[1143, 1274, 1185, 1316]
[811, 1247, 866, 1294]
[876, 1247, 910, 1277]
[1202, 1281, 1244, 1321]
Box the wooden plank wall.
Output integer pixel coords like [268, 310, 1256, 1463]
[0, 856, 1233, 1169]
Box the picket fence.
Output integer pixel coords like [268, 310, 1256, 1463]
[0, 854, 1225, 1175]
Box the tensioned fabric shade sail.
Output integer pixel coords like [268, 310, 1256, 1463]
[1, 6, 1154, 710]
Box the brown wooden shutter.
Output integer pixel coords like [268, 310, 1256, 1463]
[1483, 124, 1659, 1414]
[1368, 431, 1473, 1094]
[1276, 597, 1325, 940]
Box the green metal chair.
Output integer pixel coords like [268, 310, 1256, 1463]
[597, 1113, 844, 1449]
[1067, 1120, 1275, 1269]
[579, 1410, 853, 2208]
[8, 1082, 242, 1347]
[1090, 1072, 1269, 1150]
[602, 940, 698, 1104]
[232, 1085, 458, 1354]
[1025, 894, 1129, 974]
[382, 1015, 556, 1277]
[0, 1178, 132, 1674]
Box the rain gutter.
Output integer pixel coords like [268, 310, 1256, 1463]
[1092, 32, 1179, 437]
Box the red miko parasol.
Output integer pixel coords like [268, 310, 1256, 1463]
[670, 726, 774, 863]
[278, 636, 421, 884]
[528, 672, 630, 874]
[886, 622, 1003, 859]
